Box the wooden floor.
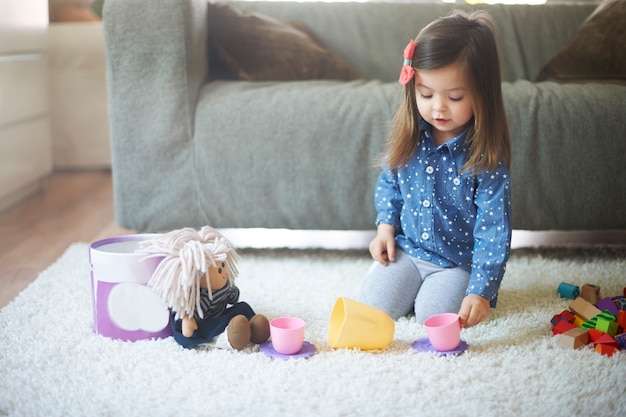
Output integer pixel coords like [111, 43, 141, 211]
[0, 171, 132, 309]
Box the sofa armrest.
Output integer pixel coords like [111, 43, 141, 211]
[103, 0, 208, 230]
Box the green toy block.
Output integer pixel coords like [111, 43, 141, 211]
[596, 317, 618, 337]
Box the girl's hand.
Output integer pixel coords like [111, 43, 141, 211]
[369, 224, 396, 266]
[458, 294, 490, 328]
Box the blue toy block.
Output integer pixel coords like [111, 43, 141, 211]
[557, 282, 580, 299]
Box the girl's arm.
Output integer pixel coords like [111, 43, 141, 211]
[374, 169, 403, 231]
[371, 170, 403, 265]
[463, 162, 512, 325]
[370, 223, 396, 265]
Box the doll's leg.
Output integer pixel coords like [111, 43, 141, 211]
[412, 262, 470, 324]
[172, 302, 256, 348]
[357, 248, 423, 320]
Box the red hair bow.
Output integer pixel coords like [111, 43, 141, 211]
[398, 40, 415, 86]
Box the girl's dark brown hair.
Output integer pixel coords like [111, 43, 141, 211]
[383, 10, 511, 173]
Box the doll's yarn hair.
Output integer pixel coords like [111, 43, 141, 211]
[140, 226, 240, 320]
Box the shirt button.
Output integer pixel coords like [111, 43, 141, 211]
[421, 232, 430, 240]
[422, 200, 431, 208]
[426, 166, 434, 174]
[453, 178, 461, 186]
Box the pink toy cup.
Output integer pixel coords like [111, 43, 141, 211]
[423, 313, 462, 352]
[270, 317, 306, 355]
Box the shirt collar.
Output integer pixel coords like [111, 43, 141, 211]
[420, 120, 468, 160]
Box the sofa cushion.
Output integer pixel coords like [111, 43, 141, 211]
[207, 3, 360, 81]
[193, 79, 399, 229]
[535, 0, 626, 83]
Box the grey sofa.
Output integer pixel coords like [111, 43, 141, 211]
[103, 0, 626, 235]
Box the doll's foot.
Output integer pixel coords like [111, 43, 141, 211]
[227, 315, 251, 350]
[249, 314, 270, 344]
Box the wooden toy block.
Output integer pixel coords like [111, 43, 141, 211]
[557, 327, 589, 350]
[595, 343, 618, 357]
[553, 320, 576, 336]
[572, 315, 586, 327]
[595, 297, 618, 316]
[592, 332, 616, 346]
[597, 310, 617, 321]
[581, 284, 601, 304]
[596, 317, 618, 337]
[618, 310, 626, 329]
[615, 333, 626, 349]
[569, 297, 602, 322]
[588, 328, 604, 343]
[551, 310, 574, 327]
[581, 317, 598, 329]
[557, 282, 580, 299]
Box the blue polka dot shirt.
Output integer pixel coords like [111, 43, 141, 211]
[375, 122, 512, 307]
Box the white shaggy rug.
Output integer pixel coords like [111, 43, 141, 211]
[1, 243, 625, 417]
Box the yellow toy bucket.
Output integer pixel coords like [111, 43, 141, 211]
[327, 297, 394, 350]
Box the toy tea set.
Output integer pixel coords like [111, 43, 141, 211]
[89, 226, 468, 358]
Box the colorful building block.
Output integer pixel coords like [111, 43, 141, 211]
[569, 297, 602, 322]
[581, 317, 598, 330]
[557, 282, 580, 299]
[618, 310, 626, 329]
[592, 332, 616, 346]
[595, 297, 619, 316]
[572, 315, 586, 328]
[553, 320, 576, 336]
[615, 333, 626, 349]
[587, 328, 604, 343]
[551, 310, 574, 327]
[615, 297, 626, 311]
[581, 284, 601, 304]
[557, 327, 589, 350]
[595, 343, 618, 357]
[596, 317, 618, 337]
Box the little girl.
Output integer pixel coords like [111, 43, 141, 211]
[358, 10, 512, 328]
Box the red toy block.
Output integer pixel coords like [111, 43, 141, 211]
[592, 332, 617, 346]
[595, 343, 618, 357]
[595, 297, 619, 316]
[551, 310, 575, 327]
[581, 284, 601, 304]
[618, 310, 626, 329]
[588, 328, 605, 343]
[557, 328, 589, 350]
[569, 297, 602, 322]
[553, 320, 576, 336]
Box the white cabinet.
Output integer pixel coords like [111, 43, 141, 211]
[0, 0, 52, 212]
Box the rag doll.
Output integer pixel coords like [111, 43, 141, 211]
[140, 226, 269, 350]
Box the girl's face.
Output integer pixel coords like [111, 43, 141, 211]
[414, 63, 474, 145]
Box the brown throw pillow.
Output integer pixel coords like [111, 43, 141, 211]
[207, 3, 360, 81]
[535, 0, 626, 83]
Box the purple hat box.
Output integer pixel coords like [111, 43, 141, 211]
[89, 234, 172, 341]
